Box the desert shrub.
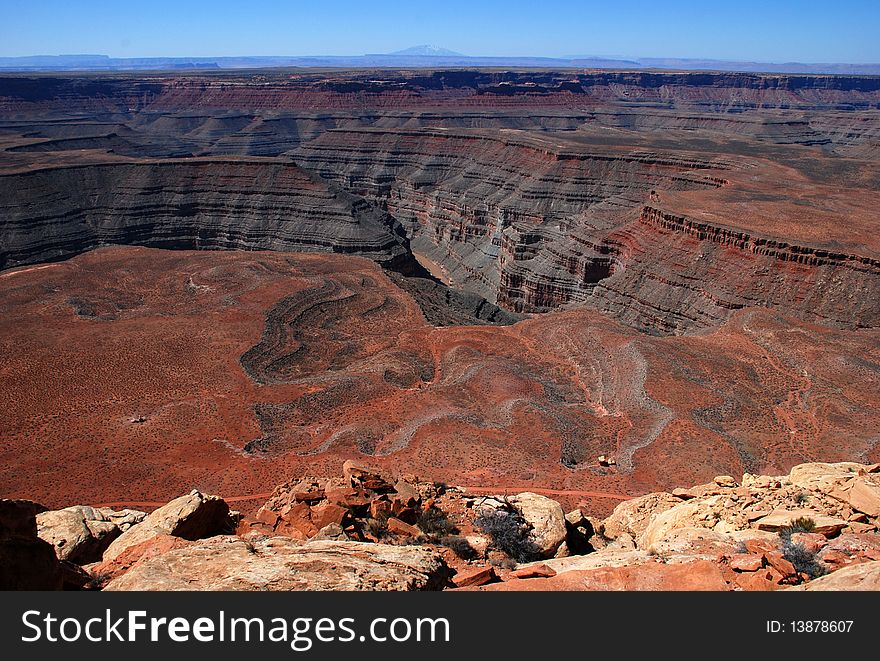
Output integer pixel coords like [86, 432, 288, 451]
[440, 535, 477, 560]
[779, 516, 816, 542]
[474, 507, 541, 563]
[416, 507, 457, 539]
[795, 491, 810, 505]
[782, 541, 827, 579]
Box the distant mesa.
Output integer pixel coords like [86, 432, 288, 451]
[389, 45, 464, 57]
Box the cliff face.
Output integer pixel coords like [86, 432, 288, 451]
[3, 70, 879, 114]
[292, 127, 730, 314]
[0, 159, 412, 270]
[1, 69, 878, 335]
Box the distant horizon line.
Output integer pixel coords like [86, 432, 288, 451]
[2, 52, 879, 65]
[1, 51, 878, 76]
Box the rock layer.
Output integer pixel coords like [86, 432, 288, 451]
[104, 537, 451, 591]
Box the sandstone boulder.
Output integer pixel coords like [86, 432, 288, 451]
[637, 499, 721, 550]
[602, 492, 681, 542]
[518, 548, 649, 576]
[37, 506, 145, 564]
[753, 509, 847, 537]
[102, 490, 232, 562]
[87, 534, 191, 586]
[787, 462, 871, 492]
[787, 560, 880, 591]
[508, 492, 567, 558]
[104, 537, 450, 591]
[467, 560, 730, 591]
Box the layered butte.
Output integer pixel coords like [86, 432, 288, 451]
[1, 69, 878, 512]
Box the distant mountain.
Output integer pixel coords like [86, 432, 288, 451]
[390, 45, 463, 57]
[0, 52, 877, 75]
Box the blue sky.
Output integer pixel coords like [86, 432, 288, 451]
[1, 0, 878, 62]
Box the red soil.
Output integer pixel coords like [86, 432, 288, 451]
[1, 247, 878, 516]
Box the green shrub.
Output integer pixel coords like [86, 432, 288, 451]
[779, 516, 816, 542]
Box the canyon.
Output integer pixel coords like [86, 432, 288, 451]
[0, 68, 879, 527]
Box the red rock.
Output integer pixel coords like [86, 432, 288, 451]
[729, 554, 764, 572]
[789, 532, 827, 554]
[742, 539, 775, 555]
[342, 461, 393, 492]
[293, 490, 325, 504]
[462, 560, 731, 591]
[453, 566, 497, 588]
[512, 563, 557, 579]
[392, 507, 418, 525]
[764, 552, 798, 580]
[255, 509, 280, 528]
[275, 503, 317, 539]
[762, 566, 786, 585]
[311, 504, 349, 531]
[734, 571, 778, 591]
[363, 479, 395, 493]
[370, 499, 392, 519]
[819, 549, 850, 565]
[89, 533, 190, 585]
[387, 518, 422, 538]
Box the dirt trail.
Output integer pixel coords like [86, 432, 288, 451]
[461, 486, 632, 501]
[95, 492, 274, 509]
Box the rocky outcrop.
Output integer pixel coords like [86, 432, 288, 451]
[36, 505, 145, 564]
[787, 560, 880, 591]
[0, 499, 63, 590]
[102, 490, 233, 562]
[7, 460, 880, 591]
[104, 537, 451, 591]
[601, 492, 682, 542]
[624, 464, 880, 552]
[505, 493, 567, 558]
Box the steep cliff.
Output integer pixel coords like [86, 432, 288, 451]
[0, 159, 412, 270]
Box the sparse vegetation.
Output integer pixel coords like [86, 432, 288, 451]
[416, 506, 457, 540]
[439, 535, 477, 560]
[474, 505, 541, 563]
[779, 516, 817, 543]
[781, 541, 827, 579]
